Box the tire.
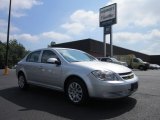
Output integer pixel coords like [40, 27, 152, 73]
[139, 66, 144, 70]
[65, 78, 88, 105]
[144, 67, 148, 71]
[18, 73, 28, 90]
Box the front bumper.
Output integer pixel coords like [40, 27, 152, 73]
[87, 74, 138, 99]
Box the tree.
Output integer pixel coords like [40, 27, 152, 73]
[0, 41, 5, 69]
[0, 39, 28, 69]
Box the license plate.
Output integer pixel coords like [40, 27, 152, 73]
[131, 82, 138, 91]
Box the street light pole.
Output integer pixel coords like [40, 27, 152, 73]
[3, 0, 12, 75]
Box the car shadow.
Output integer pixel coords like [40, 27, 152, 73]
[0, 86, 137, 120]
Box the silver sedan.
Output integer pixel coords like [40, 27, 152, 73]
[16, 48, 138, 104]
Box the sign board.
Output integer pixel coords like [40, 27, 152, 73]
[104, 26, 111, 34]
[99, 3, 117, 27]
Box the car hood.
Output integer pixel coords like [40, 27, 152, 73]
[120, 61, 126, 64]
[143, 62, 149, 64]
[72, 61, 131, 74]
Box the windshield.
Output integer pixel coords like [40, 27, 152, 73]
[137, 58, 143, 62]
[57, 49, 98, 62]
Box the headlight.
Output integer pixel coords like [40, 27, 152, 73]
[91, 70, 122, 81]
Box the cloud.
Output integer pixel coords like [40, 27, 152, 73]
[0, 19, 20, 42]
[0, 0, 43, 17]
[0, 32, 7, 42]
[0, 32, 39, 43]
[61, 22, 85, 35]
[0, 30, 73, 44]
[150, 29, 160, 39]
[61, 10, 98, 35]
[114, 29, 160, 43]
[42, 31, 73, 43]
[108, 0, 160, 29]
[13, 33, 39, 42]
[114, 32, 148, 44]
[112, 29, 160, 55]
[0, 19, 6, 27]
[140, 43, 160, 55]
[0, 19, 20, 33]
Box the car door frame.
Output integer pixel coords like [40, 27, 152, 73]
[37, 49, 63, 90]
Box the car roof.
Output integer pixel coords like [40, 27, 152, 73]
[97, 57, 110, 58]
[31, 47, 78, 52]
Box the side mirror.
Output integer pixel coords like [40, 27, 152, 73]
[47, 58, 61, 65]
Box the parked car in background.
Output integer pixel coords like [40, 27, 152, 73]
[97, 57, 128, 67]
[114, 54, 149, 70]
[16, 48, 138, 104]
[149, 64, 160, 70]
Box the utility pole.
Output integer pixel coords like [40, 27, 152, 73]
[3, 0, 12, 75]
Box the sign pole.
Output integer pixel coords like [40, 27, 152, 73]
[99, 3, 117, 57]
[110, 26, 113, 57]
[103, 27, 106, 57]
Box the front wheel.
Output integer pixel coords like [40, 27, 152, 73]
[18, 73, 28, 90]
[65, 78, 88, 104]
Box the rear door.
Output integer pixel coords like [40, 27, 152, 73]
[24, 50, 42, 82]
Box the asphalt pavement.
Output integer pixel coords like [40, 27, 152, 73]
[0, 69, 160, 120]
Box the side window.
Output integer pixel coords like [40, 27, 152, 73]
[41, 50, 57, 63]
[101, 58, 112, 62]
[106, 58, 112, 62]
[26, 51, 41, 62]
[101, 58, 107, 61]
[133, 58, 138, 63]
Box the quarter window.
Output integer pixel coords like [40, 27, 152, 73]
[101, 58, 112, 62]
[26, 51, 41, 62]
[41, 50, 57, 63]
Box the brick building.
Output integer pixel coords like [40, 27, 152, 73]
[53, 38, 160, 65]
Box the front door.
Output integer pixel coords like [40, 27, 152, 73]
[132, 58, 139, 69]
[38, 50, 62, 88]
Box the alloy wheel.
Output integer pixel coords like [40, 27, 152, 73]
[18, 76, 25, 88]
[68, 82, 83, 103]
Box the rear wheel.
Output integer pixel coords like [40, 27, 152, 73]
[139, 66, 144, 70]
[65, 78, 88, 104]
[18, 73, 28, 90]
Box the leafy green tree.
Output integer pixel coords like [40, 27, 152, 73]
[0, 41, 5, 69]
[0, 39, 28, 69]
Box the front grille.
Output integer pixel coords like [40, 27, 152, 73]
[119, 71, 134, 80]
[122, 74, 134, 80]
[119, 72, 132, 76]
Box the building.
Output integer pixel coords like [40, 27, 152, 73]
[53, 38, 160, 65]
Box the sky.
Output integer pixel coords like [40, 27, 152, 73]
[0, 0, 160, 55]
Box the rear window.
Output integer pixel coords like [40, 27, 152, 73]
[26, 51, 41, 62]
